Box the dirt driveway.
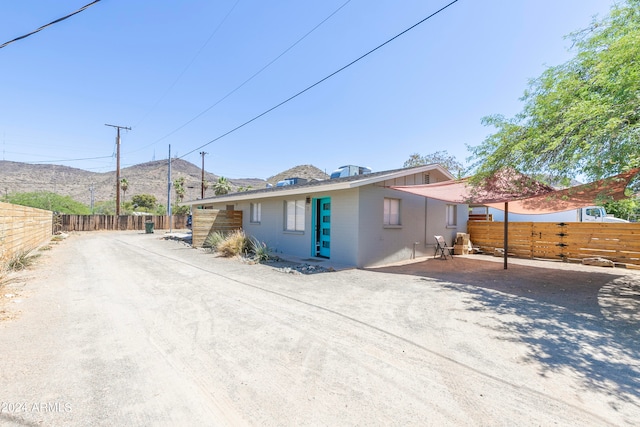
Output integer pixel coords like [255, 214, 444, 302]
[1, 231, 639, 426]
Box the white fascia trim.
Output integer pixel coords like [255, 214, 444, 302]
[180, 164, 453, 206]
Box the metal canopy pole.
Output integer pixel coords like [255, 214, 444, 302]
[504, 201, 508, 270]
[167, 145, 172, 233]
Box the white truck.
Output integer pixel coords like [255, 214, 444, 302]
[475, 206, 629, 223]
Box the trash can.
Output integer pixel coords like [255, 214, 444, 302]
[145, 221, 154, 234]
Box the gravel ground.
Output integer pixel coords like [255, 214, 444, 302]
[0, 231, 639, 426]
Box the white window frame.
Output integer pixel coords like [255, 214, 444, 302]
[284, 200, 305, 231]
[250, 202, 261, 223]
[446, 204, 458, 228]
[383, 198, 401, 226]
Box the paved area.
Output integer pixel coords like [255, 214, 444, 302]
[1, 231, 639, 426]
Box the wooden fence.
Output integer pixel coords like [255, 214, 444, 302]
[58, 214, 188, 232]
[0, 202, 53, 262]
[468, 221, 640, 266]
[192, 209, 243, 248]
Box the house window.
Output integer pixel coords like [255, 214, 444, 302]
[250, 203, 261, 223]
[446, 204, 457, 227]
[423, 174, 430, 184]
[285, 200, 305, 231]
[384, 198, 401, 226]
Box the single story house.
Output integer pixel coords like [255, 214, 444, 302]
[182, 164, 469, 268]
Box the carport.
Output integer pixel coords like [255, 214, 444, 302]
[390, 168, 639, 269]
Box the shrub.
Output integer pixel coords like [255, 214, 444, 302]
[6, 250, 39, 271]
[248, 237, 271, 262]
[216, 229, 249, 257]
[0, 259, 7, 282]
[203, 231, 226, 252]
[6, 192, 91, 214]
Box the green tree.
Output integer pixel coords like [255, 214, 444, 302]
[213, 176, 231, 196]
[131, 194, 157, 211]
[470, 0, 640, 186]
[174, 177, 186, 202]
[93, 200, 115, 215]
[604, 197, 640, 221]
[172, 204, 190, 215]
[403, 151, 464, 178]
[6, 192, 91, 214]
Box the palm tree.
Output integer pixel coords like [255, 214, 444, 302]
[213, 176, 231, 196]
[120, 178, 129, 202]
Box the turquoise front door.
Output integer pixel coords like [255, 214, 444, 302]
[315, 197, 331, 258]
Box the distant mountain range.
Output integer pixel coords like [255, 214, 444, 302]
[0, 159, 328, 206]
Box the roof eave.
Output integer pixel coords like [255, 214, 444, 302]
[180, 163, 453, 206]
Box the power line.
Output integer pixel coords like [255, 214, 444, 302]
[180, 0, 460, 159]
[0, 0, 101, 50]
[128, 0, 353, 156]
[25, 155, 113, 164]
[131, 0, 242, 130]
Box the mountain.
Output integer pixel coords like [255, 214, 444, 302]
[266, 165, 329, 186]
[0, 159, 268, 206]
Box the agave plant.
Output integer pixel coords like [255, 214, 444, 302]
[249, 236, 271, 262]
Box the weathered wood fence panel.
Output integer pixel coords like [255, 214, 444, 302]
[59, 215, 188, 232]
[192, 209, 243, 248]
[0, 202, 53, 262]
[468, 221, 640, 265]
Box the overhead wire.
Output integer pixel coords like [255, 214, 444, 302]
[0, 0, 101, 49]
[27, 155, 114, 164]
[131, 0, 242, 131]
[129, 0, 353, 156]
[179, 0, 460, 159]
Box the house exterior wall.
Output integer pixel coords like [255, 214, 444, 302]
[206, 189, 361, 264]
[194, 166, 468, 268]
[423, 198, 467, 246]
[210, 197, 308, 258]
[324, 188, 360, 266]
[356, 185, 423, 267]
[354, 183, 468, 267]
[379, 168, 451, 186]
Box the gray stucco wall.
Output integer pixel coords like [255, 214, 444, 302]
[208, 189, 361, 264]
[220, 196, 309, 258]
[199, 172, 468, 268]
[316, 188, 360, 266]
[355, 186, 466, 267]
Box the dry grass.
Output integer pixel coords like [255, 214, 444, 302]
[5, 250, 40, 272]
[203, 231, 227, 252]
[216, 230, 250, 257]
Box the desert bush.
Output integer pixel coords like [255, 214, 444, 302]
[0, 259, 7, 282]
[248, 236, 271, 262]
[6, 250, 39, 272]
[216, 230, 249, 257]
[203, 231, 227, 252]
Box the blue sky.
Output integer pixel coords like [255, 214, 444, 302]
[0, 0, 615, 179]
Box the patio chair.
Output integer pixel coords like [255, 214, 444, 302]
[434, 235, 454, 259]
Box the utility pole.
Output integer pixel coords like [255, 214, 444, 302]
[89, 184, 95, 213]
[199, 151, 208, 199]
[105, 124, 131, 216]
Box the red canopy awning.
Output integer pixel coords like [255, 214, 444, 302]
[390, 168, 639, 214]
